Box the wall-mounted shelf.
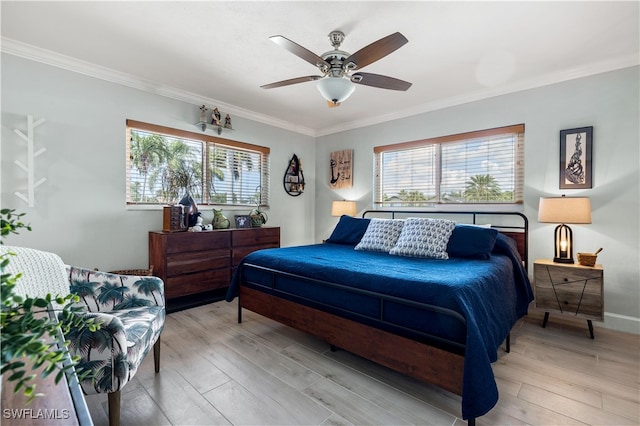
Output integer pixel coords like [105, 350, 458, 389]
[283, 154, 305, 197]
[195, 121, 233, 135]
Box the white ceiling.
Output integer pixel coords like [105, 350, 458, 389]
[2, 1, 638, 136]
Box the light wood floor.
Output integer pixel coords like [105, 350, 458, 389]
[85, 301, 639, 425]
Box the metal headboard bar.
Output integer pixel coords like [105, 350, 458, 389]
[362, 210, 529, 271]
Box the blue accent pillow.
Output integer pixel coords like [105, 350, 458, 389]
[326, 215, 371, 246]
[447, 224, 499, 259]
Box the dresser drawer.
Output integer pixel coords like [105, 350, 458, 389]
[165, 231, 231, 254]
[166, 249, 230, 276]
[165, 268, 231, 299]
[232, 243, 280, 266]
[232, 227, 280, 247]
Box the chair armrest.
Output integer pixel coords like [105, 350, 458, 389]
[64, 311, 131, 394]
[66, 265, 165, 313]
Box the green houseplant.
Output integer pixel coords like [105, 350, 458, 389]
[0, 208, 98, 400]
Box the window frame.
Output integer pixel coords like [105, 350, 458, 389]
[126, 119, 270, 208]
[374, 124, 525, 209]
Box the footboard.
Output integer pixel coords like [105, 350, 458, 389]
[239, 286, 465, 395]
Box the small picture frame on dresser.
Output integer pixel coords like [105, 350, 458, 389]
[234, 215, 252, 228]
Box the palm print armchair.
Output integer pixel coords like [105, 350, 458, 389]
[3, 246, 165, 426]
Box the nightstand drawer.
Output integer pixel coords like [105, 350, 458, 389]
[535, 286, 603, 318]
[540, 265, 603, 287]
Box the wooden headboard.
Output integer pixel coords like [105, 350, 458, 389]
[362, 210, 529, 271]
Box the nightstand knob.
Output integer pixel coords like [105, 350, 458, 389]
[563, 278, 569, 282]
[564, 301, 569, 305]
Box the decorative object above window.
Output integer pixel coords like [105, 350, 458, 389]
[196, 105, 233, 134]
[283, 154, 305, 196]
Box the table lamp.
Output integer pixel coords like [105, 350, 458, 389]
[538, 196, 591, 263]
[331, 200, 357, 217]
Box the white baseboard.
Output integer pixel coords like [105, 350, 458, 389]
[528, 307, 640, 335]
[602, 312, 640, 335]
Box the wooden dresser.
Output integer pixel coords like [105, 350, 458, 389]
[149, 227, 280, 311]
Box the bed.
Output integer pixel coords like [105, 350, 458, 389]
[226, 211, 533, 424]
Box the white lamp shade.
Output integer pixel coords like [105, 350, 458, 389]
[331, 200, 357, 217]
[538, 197, 591, 224]
[317, 77, 355, 104]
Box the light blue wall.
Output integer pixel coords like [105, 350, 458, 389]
[1, 54, 316, 270]
[315, 66, 640, 333]
[2, 53, 638, 333]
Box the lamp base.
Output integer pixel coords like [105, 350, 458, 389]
[553, 257, 574, 264]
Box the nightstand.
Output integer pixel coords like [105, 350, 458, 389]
[533, 259, 603, 338]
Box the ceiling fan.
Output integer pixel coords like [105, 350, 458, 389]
[261, 30, 412, 107]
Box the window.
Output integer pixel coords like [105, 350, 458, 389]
[126, 120, 269, 207]
[374, 124, 524, 207]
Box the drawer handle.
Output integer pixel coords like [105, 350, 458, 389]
[564, 301, 569, 305]
[563, 278, 569, 282]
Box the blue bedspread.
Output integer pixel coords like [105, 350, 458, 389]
[226, 234, 533, 419]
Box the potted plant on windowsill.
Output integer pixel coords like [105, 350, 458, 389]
[0, 209, 98, 400]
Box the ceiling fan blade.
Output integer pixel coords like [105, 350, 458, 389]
[261, 75, 323, 89]
[270, 35, 330, 70]
[351, 72, 412, 91]
[343, 32, 408, 71]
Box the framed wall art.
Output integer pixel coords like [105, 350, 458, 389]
[329, 149, 353, 189]
[560, 126, 592, 189]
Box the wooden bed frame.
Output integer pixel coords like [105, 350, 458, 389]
[236, 211, 529, 425]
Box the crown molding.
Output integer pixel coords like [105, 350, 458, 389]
[1, 37, 317, 137]
[316, 53, 640, 137]
[3, 37, 637, 138]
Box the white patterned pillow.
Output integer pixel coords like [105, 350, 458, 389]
[389, 218, 456, 259]
[354, 218, 405, 253]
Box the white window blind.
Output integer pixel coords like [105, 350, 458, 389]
[126, 120, 270, 207]
[375, 124, 524, 207]
[207, 144, 269, 206]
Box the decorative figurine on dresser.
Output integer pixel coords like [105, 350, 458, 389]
[212, 208, 230, 229]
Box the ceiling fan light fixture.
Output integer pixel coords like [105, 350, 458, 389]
[317, 77, 355, 104]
